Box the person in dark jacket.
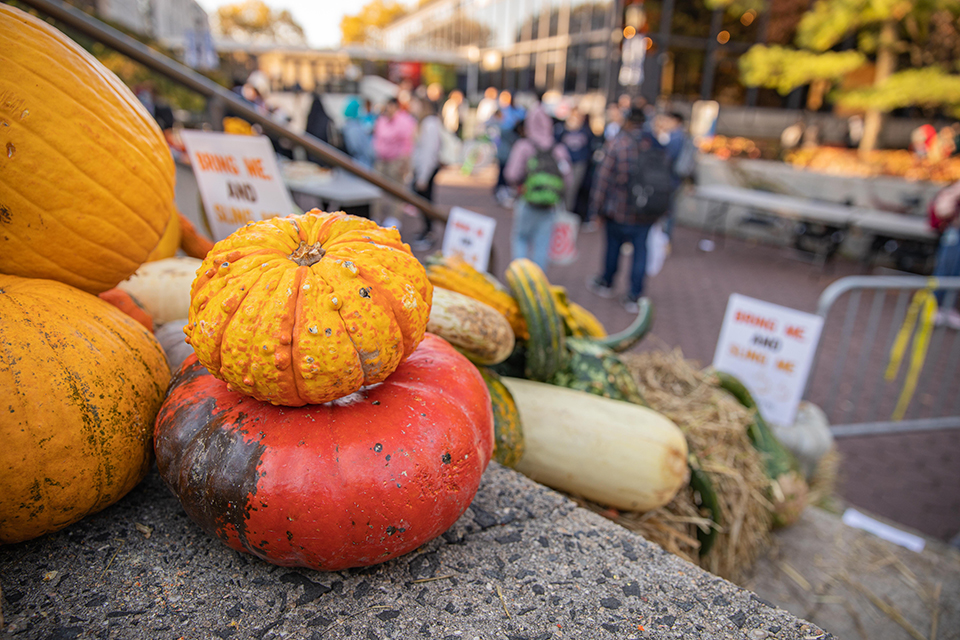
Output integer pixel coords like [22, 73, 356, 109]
[305, 93, 332, 165]
[587, 108, 665, 313]
[558, 107, 597, 219]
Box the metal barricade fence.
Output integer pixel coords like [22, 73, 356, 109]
[803, 275, 960, 437]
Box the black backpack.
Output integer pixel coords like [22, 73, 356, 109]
[625, 134, 676, 224]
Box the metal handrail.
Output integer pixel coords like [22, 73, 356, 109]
[15, 0, 447, 223]
[815, 276, 960, 317]
[803, 274, 960, 432]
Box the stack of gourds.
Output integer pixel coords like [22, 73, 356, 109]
[0, 5, 177, 544]
[423, 255, 691, 515]
[150, 210, 498, 571]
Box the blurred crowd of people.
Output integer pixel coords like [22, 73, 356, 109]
[470, 89, 694, 311]
[220, 73, 697, 307]
[139, 70, 960, 329]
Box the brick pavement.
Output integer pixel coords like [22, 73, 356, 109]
[398, 167, 960, 543]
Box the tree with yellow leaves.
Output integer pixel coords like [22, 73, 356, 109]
[340, 0, 408, 47]
[728, 0, 960, 154]
[214, 0, 306, 46]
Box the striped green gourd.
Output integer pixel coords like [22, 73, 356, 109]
[504, 259, 567, 381]
[550, 338, 646, 405]
[478, 367, 525, 468]
[593, 297, 655, 353]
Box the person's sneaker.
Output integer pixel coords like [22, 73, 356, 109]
[621, 295, 640, 314]
[495, 186, 514, 208]
[587, 276, 615, 299]
[934, 308, 960, 330]
[582, 220, 599, 233]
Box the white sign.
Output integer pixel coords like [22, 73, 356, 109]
[441, 206, 497, 273]
[712, 294, 824, 427]
[549, 210, 579, 265]
[180, 130, 295, 241]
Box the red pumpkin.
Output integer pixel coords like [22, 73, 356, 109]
[154, 333, 493, 571]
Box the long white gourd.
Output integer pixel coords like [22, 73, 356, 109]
[117, 257, 201, 324]
[503, 377, 689, 512]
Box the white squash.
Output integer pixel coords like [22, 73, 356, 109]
[116, 257, 201, 324]
[427, 287, 515, 365]
[503, 377, 689, 512]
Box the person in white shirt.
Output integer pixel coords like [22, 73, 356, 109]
[442, 90, 465, 138]
[410, 98, 444, 250]
[475, 87, 500, 130]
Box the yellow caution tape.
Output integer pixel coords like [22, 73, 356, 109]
[885, 279, 939, 421]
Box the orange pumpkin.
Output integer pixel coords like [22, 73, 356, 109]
[185, 210, 433, 406]
[98, 287, 155, 332]
[0, 5, 175, 294]
[0, 274, 170, 544]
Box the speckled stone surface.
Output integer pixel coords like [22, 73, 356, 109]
[0, 463, 828, 639]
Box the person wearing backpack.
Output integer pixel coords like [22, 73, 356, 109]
[504, 103, 572, 270]
[587, 107, 677, 313]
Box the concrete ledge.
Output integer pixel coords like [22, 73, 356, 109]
[0, 463, 829, 639]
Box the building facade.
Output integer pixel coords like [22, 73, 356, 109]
[97, 0, 216, 69]
[382, 0, 788, 106]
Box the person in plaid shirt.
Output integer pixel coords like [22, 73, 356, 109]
[587, 107, 665, 312]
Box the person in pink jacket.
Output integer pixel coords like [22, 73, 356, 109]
[504, 102, 572, 269]
[373, 98, 417, 224]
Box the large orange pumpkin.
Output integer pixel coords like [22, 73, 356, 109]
[0, 274, 170, 544]
[0, 5, 175, 294]
[185, 211, 433, 406]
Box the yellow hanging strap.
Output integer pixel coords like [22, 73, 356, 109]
[884, 280, 939, 421]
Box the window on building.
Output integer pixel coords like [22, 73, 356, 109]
[713, 50, 746, 104]
[547, 0, 562, 37]
[569, 0, 590, 35]
[587, 56, 604, 89]
[564, 44, 583, 92]
[591, 0, 612, 31]
[519, 53, 536, 90]
[670, 0, 712, 40]
[722, 7, 758, 43]
[668, 48, 705, 100]
[641, 0, 662, 34]
[529, 0, 541, 39]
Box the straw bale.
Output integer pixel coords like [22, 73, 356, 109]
[574, 348, 773, 583]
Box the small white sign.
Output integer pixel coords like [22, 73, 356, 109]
[713, 294, 824, 427]
[842, 508, 925, 553]
[441, 206, 497, 273]
[180, 130, 295, 241]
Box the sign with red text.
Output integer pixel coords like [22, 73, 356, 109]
[713, 294, 823, 427]
[441, 206, 497, 273]
[180, 130, 295, 241]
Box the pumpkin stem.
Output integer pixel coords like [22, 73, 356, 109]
[289, 241, 325, 266]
